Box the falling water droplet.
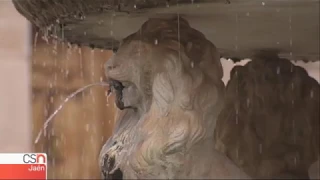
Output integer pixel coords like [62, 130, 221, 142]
[92, 95, 96, 103]
[236, 147, 239, 159]
[191, 61, 194, 68]
[33, 31, 39, 51]
[177, 6, 181, 61]
[85, 124, 90, 132]
[61, 134, 66, 144]
[246, 98, 250, 107]
[235, 115, 239, 125]
[310, 90, 314, 98]
[246, 12, 250, 16]
[52, 158, 56, 167]
[65, 69, 69, 77]
[277, 67, 280, 74]
[90, 135, 94, 144]
[262, 2, 266, 6]
[154, 39, 158, 45]
[235, 13, 239, 51]
[134, 4, 137, 9]
[235, 106, 239, 124]
[259, 143, 263, 154]
[50, 96, 54, 103]
[292, 119, 297, 145]
[91, 49, 95, 78]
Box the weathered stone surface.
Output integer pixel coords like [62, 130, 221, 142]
[214, 54, 320, 179]
[12, 0, 320, 62]
[12, 0, 170, 27]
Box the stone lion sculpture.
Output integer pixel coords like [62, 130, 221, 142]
[99, 16, 250, 179]
[214, 53, 320, 179]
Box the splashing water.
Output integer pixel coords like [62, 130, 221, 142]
[34, 82, 110, 144]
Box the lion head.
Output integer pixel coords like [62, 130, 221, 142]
[99, 16, 245, 179]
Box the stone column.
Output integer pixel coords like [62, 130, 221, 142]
[0, 1, 31, 152]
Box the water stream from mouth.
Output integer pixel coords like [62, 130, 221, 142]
[34, 82, 110, 144]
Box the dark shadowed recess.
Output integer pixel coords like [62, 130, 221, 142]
[13, 0, 319, 62]
[214, 54, 320, 179]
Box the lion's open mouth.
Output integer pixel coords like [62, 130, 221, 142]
[108, 79, 135, 110]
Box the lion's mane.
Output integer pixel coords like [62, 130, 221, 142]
[100, 16, 231, 179]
